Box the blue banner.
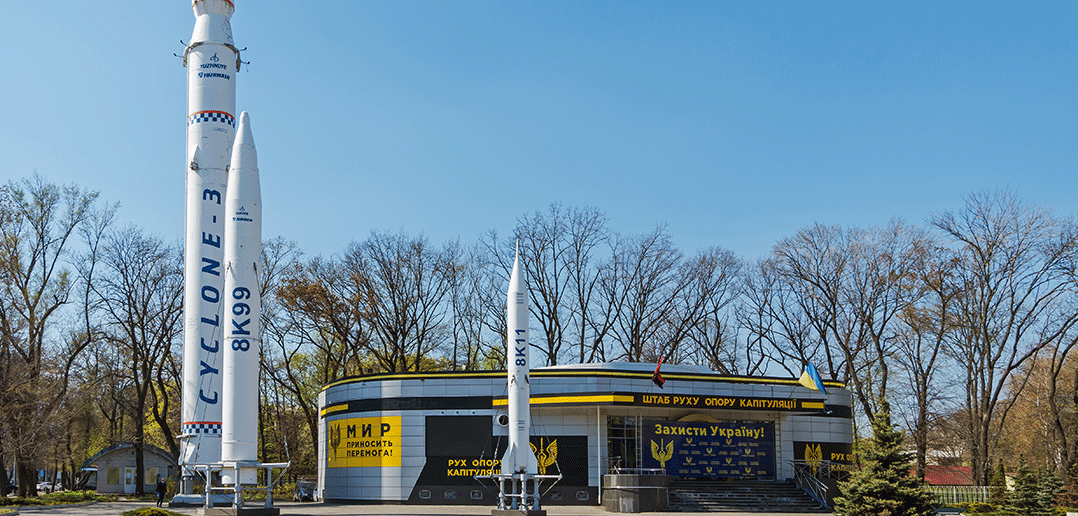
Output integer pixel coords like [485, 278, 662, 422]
[642, 420, 774, 479]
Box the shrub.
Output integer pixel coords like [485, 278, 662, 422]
[966, 501, 997, 513]
[0, 497, 43, 507]
[275, 480, 295, 499]
[0, 490, 114, 507]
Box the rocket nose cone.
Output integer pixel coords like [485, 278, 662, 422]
[230, 112, 257, 170]
[237, 111, 254, 142]
[508, 245, 524, 292]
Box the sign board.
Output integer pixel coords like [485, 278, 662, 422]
[326, 416, 402, 468]
[641, 419, 774, 479]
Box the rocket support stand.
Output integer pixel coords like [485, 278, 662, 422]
[479, 473, 560, 516]
[177, 461, 289, 516]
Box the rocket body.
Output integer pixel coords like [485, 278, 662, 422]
[220, 112, 261, 486]
[500, 248, 538, 475]
[180, 0, 240, 467]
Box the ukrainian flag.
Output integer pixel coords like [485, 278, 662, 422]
[799, 363, 828, 395]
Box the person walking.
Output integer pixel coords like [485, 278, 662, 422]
[155, 478, 167, 507]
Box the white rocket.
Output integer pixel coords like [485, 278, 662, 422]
[501, 245, 538, 475]
[180, 0, 241, 468]
[220, 112, 261, 486]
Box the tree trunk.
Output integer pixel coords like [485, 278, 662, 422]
[17, 452, 36, 498]
[134, 417, 146, 495]
[0, 447, 7, 496]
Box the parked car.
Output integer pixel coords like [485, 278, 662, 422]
[292, 481, 316, 502]
[36, 481, 55, 494]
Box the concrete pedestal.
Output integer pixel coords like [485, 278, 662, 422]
[197, 508, 280, 516]
[492, 510, 547, 516]
[602, 474, 669, 513]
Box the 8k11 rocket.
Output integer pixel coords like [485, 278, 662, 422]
[501, 245, 539, 476]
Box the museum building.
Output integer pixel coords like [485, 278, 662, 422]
[317, 362, 853, 505]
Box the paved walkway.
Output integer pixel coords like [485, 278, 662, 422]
[9, 500, 834, 516]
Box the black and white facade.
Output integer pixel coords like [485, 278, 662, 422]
[317, 362, 853, 505]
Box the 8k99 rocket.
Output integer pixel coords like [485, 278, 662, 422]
[501, 245, 539, 476]
[221, 112, 261, 488]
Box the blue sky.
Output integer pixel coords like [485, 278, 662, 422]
[1, 1, 1074, 261]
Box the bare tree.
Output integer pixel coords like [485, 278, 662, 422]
[1034, 224, 1078, 481]
[514, 204, 573, 365]
[769, 221, 927, 420]
[1003, 349, 1078, 477]
[844, 220, 931, 417]
[151, 334, 183, 461]
[259, 237, 325, 471]
[277, 232, 455, 376]
[483, 204, 611, 366]
[1042, 338, 1078, 480]
[608, 225, 685, 362]
[0, 176, 101, 497]
[771, 223, 850, 384]
[738, 258, 822, 376]
[473, 233, 512, 368]
[91, 227, 183, 494]
[277, 256, 373, 383]
[894, 241, 960, 480]
[931, 190, 1078, 485]
[564, 207, 610, 363]
[586, 249, 625, 364]
[446, 242, 498, 370]
[682, 247, 743, 373]
[355, 231, 453, 372]
[80, 338, 129, 443]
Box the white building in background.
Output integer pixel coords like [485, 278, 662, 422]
[317, 362, 853, 505]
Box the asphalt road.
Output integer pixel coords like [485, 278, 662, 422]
[10, 500, 834, 516]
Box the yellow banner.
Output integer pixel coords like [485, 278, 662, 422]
[326, 416, 402, 468]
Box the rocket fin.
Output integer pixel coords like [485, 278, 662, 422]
[500, 443, 517, 475]
[189, 145, 201, 171]
[524, 440, 539, 475]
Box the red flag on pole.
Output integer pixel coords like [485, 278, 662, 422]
[652, 355, 665, 389]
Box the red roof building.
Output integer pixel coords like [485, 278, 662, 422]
[915, 465, 974, 486]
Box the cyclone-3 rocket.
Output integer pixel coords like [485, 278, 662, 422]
[501, 245, 539, 476]
[180, 0, 241, 469]
[221, 112, 260, 486]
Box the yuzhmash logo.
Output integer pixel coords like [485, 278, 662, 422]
[234, 206, 252, 223]
[198, 53, 231, 80]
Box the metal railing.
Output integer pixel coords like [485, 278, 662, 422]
[789, 460, 850, 509]
[607, 456, 665, 476]
[609, 467, 666, 476]
[926, 485, 992, 505]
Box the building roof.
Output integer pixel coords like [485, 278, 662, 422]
[81, 442, 176, 470]
[540, 361, 710, 373]
[323, 361, 847, 391]
[918, 465, 974, 486]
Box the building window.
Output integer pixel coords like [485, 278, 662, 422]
[607, 416, 639, 472]
[107, 467, 119, 485]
